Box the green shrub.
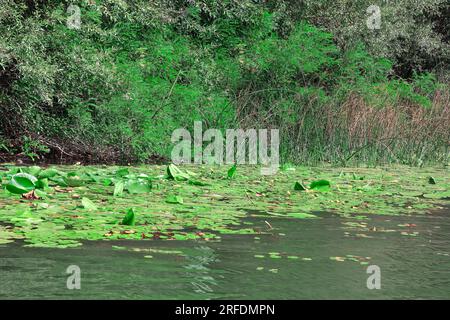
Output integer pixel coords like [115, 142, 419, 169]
[0, 1, 447, 165]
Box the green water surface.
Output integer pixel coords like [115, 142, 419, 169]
[0, 164, 449, 299]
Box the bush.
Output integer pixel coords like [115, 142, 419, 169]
[0, 0, 447, 165]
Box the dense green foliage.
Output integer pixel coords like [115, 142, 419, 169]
[0, 1, 448, 164]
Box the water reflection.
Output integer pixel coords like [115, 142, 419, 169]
[184, 246, 218, 295]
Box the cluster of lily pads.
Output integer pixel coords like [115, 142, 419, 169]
[0, 163, 448, 248]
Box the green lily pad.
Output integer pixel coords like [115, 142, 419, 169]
[5, 173, 37, 194]
[227, 164, 237, 179]
[81, 197, 98, 210]
[113, 180, 125, 197]
[122, 208, 136, 226]
[166, 195, 184, 204]
[126, 180, 152, 194]
[294, 182, 306, 191]
[310, 179, 331, 191]
[167, 164, 190, 181]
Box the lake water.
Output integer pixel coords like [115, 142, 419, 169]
[1, 207, 449, 299]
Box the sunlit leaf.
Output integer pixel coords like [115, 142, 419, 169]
[167, 164, 190, 181]
[113, 180, 124, 197]
[81, 197, 98, 210]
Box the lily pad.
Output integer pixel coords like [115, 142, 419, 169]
[310, 179, 331, 191]
[227, 164, 237, 179]
[122, 208, 136, 226]
[81, 197, 98, 210]
[294, 182, 306, 191]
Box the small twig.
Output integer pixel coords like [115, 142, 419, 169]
[150, 70, 182, 120]
[245, 192, 256, 205]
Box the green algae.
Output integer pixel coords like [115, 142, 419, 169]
[0, 164, 448, 248]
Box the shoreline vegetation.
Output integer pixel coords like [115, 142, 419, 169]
[1, 1, 449, 167]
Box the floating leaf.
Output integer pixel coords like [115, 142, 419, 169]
[64, 173, 84, 187]
[188, 179, 209, 186]
[25, 166, 41, 177]
[50, 176, 68, 187]
[5, 173, 37, 194]
[38, 168, 59, 179]
[122, 208, 136, 226]
[166, 195, 184, 204]
[294, 182, 306, 191]
[115, 168, 130, 178]
[423, 191, 450, 199]
[428, 176, 436, 184]
[310, 179, 331, 191]
[286, 212, 318, 219]
[330, 256, 345, 262]
[81, 197, 98, 210]
[113, 180, 124, 197]
[227, 164, 237, 179]
[167, 164, 190, 181]
[126, 180, 152, 194]
[34, 178, 49, 189]
[34, 189, 47, 199]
